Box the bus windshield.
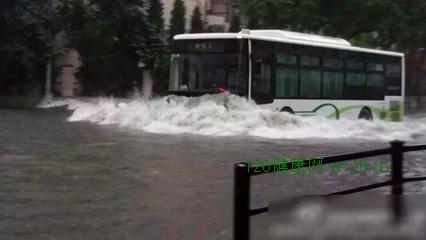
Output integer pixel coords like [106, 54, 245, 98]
[169, 40, 248, 96]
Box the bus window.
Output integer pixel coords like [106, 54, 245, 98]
[253, 64, 271, 93]
[386, 64, 401, 77]
[366, 74, 384, 87]
[301, 56, 320, 66]
[347, 73, 365, 86]
[365, 73, 385, 99]
[276, 68, 298, 98]
[346, 60, 364, 70]
[345, 73, 366, 99]
[300, 69, 321, 98]
[367, 63, 384, 72]
[323, 58, 343, 69]
[251, 63, 273, 103]
[322, 71, 343, 98]
[251, 41, 273, 104]
[169, 54, 180, 91]
[277, 54, 297, 65]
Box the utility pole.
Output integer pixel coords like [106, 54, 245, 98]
[45, 0, 54, 99]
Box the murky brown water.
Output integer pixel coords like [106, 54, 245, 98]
[1, 108, 425, 239]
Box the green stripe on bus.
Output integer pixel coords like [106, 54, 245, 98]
[295, 103, 340, 119]
[294, 103, 403, 121]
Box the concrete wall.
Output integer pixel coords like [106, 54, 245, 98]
[55, 49, 81, 97]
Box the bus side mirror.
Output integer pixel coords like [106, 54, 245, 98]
[251, 54, 262, 74]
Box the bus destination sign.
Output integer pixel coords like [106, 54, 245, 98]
[186, 40, 225, 52]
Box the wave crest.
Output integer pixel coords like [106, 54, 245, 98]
[39, 94, 426, 140]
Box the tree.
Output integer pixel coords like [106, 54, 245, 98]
[59, 0, 153, 96]
[231, 0, 426, 51]
[169, 0, 186, 41]
[148, 0, 164, 36]
[0, 0, 65, 96]
[229, 15, 241, 32]
[0, 0, 163, 97]
[190, 6, 203, 33]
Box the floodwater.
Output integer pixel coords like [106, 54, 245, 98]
[1, 95, 426, 239]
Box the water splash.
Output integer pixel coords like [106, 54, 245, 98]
[39, 94, 426, 141]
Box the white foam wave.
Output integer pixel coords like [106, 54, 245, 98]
[39, 94, 426, 141]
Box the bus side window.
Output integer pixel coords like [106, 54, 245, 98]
[258, 65, 271, 93]
[345, 72, 366, 99]
[322, 58, 344, 99]
[300, 56, 321, 98]
[251, 41, 273, 104]
[344, 60, 365, 99]
[169, 54, 180, 91]
[300, 69, 321, 98]
[276, 68, 298, 98]
[386, 64, 401, 78]
[251, 53, 262, 74]
[366, 73, 385, 98]
[276, 53, 298, 98]
[323, 71, 343, 99]
[385, 63, 402, 96]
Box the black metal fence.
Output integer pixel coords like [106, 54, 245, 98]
[233, 140, 426, 240]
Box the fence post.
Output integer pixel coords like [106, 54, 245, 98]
[390, 140, 405, 223]
[234, 163, 250, 240]
[390, 140, 404, 195]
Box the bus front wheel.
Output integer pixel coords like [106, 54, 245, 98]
[358, 108, 373, 121]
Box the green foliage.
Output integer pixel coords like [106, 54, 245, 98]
[148, 0, 165, 44]
[232, 0, 426, 51]
[57, 0, 146, 95]
[148, 0, 164, 32]
[169, 0, 186, 41]
[190, 6, 203, 33]
[58, 0, 158, 96]
[0, 0, 64, 95]
[1, 0, 166, 96]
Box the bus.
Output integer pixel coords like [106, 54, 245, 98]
[169, 29, 405, 121]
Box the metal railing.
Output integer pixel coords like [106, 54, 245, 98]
[233, 140, 426, 240]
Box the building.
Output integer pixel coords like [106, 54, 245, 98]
[55, 50, 81, 97]
[162, 0, 233, 32]
[205, 0, 232, 32]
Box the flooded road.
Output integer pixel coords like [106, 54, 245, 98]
[1, 102, 425, 239]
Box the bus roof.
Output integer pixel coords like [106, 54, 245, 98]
[174, 29, 404, 57]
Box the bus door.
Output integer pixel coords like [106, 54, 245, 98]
[250, 41, 274, 104]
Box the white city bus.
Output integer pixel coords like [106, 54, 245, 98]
[169, 29, 405, 121]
